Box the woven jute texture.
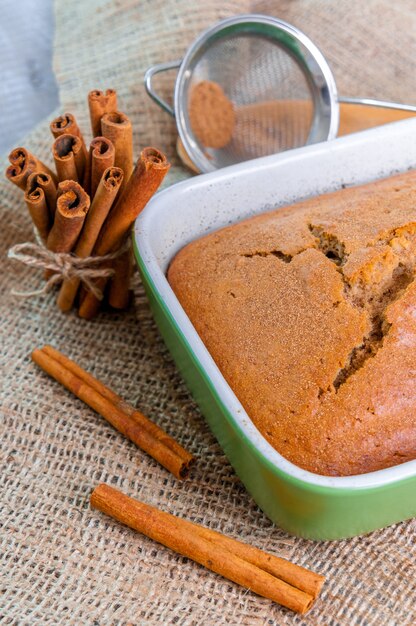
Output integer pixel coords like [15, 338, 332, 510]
[1, 1, 416, 624]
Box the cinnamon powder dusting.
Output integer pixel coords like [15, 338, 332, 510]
[189, 80, 235, 149]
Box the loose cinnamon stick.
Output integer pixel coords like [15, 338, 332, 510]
[91, 484, 319, 614]
[53, 134, 86, 183]
[88, 137, 115, 199]
[41, 344, 192, 465]
[6, 147, 56, 190]
[78, 147, 169, 319]
[57, 167, 123, 311]
[101, 111, 134, 186]
[46, 180, 90, 254]
[186, 518, 324, 599]
[108, 246, 132, 309]
[32, 346, 193, 479]
[50, 112, 87, 158]
[42, 344, 193, 467]
[88, 89, 117, 137]
[24, 173, 54, 242]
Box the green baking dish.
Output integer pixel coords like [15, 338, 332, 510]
[133, 118, 416, 540]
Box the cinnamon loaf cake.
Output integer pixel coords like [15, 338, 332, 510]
[168, 171, 416, 476]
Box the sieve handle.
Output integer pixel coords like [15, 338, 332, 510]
[144, 60, 182, 117]
[339, 96, 416, 113]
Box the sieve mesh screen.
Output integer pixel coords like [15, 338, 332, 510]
[187, 33, 315, 168]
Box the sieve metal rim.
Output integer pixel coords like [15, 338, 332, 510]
[145, 14, 340, 173]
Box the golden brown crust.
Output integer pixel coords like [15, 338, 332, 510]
[168, 170, 416, 476]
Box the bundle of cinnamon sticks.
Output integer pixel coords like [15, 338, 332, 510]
[6, 89, 170, 319]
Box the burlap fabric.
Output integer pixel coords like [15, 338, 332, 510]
[1, 1, 416, 624]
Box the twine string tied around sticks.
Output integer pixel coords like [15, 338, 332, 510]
[7, 235, 131, 300]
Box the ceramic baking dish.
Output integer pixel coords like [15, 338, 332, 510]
[133, 118, 416, 540]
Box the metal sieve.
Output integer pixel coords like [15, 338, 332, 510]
[145, 14, 416, 173]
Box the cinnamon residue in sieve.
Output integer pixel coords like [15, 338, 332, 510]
[189, 81, 235, 149]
